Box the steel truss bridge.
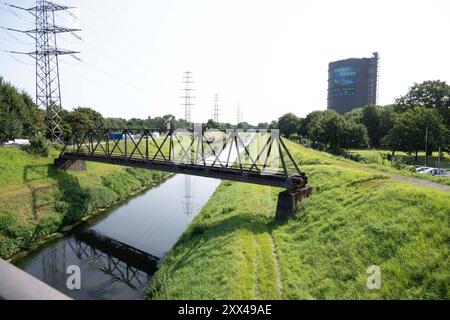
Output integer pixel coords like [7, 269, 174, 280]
[55, 128, 311, 218]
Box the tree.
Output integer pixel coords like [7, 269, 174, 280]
[347, 105, 395, 148]
[302, 111, 323, 138]
[104, 117, 127, 129]
[0, 76, 45, 142]
[73, 107, 105, 127]
[268, 120, 278, 130]
[277, 113, 302, 137]
[236, 122, 250, 130]
[257, 122, 269, 129]
[307, 110, 368, 152]
[62, 107, 105, 132]
[396, 80, 450, 126]
[63, 110, 94, 130]
[205, 119, 219, 129]
[383, 106, 448, 159]
[343, 117, 369, 148]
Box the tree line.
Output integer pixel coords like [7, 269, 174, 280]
[275, 80, 449, 157]
[1, 75, 449, 158]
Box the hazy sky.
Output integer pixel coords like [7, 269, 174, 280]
[1, 0, 449, 124]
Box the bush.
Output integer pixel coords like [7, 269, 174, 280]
[85, 185, 118, 212]
[26, 132, 49, 157]
[34, 213, 63, 238]
[126, 168, 154, 186]
[0, 211, 37, 256]
[102, 171, 142, 199]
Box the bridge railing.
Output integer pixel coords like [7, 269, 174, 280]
[59, 128, 303, 180]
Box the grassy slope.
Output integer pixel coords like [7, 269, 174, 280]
[0, 146, 170, 259]
[148, 141, 449, 299]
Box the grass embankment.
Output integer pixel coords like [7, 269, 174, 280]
[0, 146, 171, 259]
[148, 141, 449, 299]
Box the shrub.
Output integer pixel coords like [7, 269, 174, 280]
[102, 171, 142, 199]
[0, 237, 17, 259]
[26, 132, 50, 157]
[126, 168, 154, 186]
[85, 185, 118, 212]
[34, 213, 63, 238]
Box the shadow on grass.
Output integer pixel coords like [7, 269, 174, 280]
[23, 164, 89, 225]
[168, 212, 288, 274]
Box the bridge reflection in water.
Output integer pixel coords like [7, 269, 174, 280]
[16, 229, 157, 300]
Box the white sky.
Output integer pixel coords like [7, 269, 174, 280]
[0, 0, 449, 124]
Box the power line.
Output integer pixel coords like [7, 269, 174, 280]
[0, 36, 33, 46]
[55, 9, 154, 82]
[67, 54, 148, 93]
[2, 6, 34, 23]
[1, 51, 34, 66]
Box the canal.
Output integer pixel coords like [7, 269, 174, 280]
[13, 174, 221, 299]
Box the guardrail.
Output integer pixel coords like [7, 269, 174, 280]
[0, 258, 71, 300]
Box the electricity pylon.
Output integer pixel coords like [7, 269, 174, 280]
[236, 103, 243, 124]
[180, 71, 195, 123]
[3, 1, 80, 142]
[212, 93, 221, 123]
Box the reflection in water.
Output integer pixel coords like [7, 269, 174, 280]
[16, 230, 156, 300]
[41, 242, 66, 285]
[182, 175, 195, 215]
[89, 175, 221, 258]
[71, 230, 157, 290]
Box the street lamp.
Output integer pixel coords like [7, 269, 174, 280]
[437, 95, 449, 170]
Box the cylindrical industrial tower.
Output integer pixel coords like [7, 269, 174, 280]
[327, 52, 379, 113]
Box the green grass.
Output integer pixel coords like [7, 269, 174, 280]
[0, 146, 171, 259]
[147, 141, 450, 299]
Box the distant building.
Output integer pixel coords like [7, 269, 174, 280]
[327, 52, 379, 113]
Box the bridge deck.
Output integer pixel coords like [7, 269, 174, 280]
[55, 129, 308, 191]
[59, 152, 297, 189]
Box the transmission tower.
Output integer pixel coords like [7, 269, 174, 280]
[182, 175, 195, 216]
[3, 1, 81, 142]
[212, 93, 221, 123]
[236, 103, 243, 124]
[180, 71, 195, 123]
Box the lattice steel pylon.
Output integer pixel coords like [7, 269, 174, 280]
[4, 1, 80, 142]
[212, 93, 221, 123]
[180, 71, 195, 123]
[236, 103, 243, 124]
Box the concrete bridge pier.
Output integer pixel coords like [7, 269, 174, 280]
[275, 176, 312, 220]
[54, 158, 87, 171]
[275, 186, 312, 219]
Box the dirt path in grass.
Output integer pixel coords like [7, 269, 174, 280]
[390, 174, 450, 193]
[336, 160, 450, 193]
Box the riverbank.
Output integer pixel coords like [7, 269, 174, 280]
[147, 140, 450, 299]
[0, 146, 172, 260]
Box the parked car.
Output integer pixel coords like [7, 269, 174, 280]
[415, 166, 429, 173]
[419, 168, 446, 176]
